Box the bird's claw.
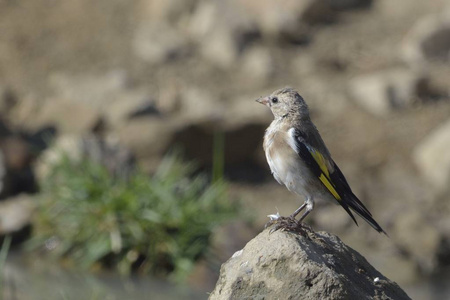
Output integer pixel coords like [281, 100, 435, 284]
[267, 212, 281, 221]
[265, 214, 312, 235]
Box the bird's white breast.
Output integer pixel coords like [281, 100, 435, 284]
[263, 122, 312, 196]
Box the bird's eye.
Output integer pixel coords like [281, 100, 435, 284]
[271, 97, 278, 104]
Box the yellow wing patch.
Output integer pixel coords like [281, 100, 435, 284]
[318, 174, 341, 200]
[310, 150, 341, 201]
[310, 150, 330, 178]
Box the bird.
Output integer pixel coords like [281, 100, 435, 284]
[256, 87, 386, 234]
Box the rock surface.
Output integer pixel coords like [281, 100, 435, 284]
[210, 228, 410, 300]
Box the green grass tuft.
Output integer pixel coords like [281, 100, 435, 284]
[29, 153, 238, 280]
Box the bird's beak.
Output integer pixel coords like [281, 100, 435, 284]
[256, 96, 270, 106]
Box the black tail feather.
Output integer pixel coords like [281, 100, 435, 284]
[346, 194, 387, 235]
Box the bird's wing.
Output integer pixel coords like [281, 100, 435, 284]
[288, 128, 386, 234]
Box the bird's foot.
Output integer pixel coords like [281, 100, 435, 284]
[265, 213, 312, 235]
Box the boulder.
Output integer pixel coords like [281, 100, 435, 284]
[47, 71, 158, 129]
[137, 0, 198, 26]
[10, 95, 103, 135]
[133, 22, 190, 65]
[348, 69, 427, 116]
[210, 228, 411, 300]
[0, 194, 34, 242]
[402, 10, 450, 66]
[240, 46, 275, 84]
[234, 0, 335, 38]
[199, 26, 241, 68]
[48, 71, 129, 109]
[413, 118, 450, 194]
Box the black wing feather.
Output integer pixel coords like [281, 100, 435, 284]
[294, 133, 358, 226]
[293, 130, 386, 234]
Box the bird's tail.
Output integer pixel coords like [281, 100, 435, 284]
[346, 193, 387, 235]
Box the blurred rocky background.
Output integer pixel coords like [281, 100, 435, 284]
[0, 0, 450, 299]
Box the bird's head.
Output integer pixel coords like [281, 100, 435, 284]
[256, 87, 309, 120]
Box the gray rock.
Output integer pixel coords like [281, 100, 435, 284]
[199, 27, 240, 69]
[10, 95, 103, 135]
[137, 0, 198, 26]
[240, 46, 275, 84]
[48, 71, 130, 108]
[236, 0, 334, 36]
[210, 228, 411, 300]
[402, 10, 450, 66]
[348, 69, 426, 116]
[133, 22, 190, 65]
[0, 194, 34, 237]
[190, 0, 335, 67]
[188, 221, 257, 292]
[189, 1, 255, 68]
[47, 71, 159, 129]
[413, 118, 450, 194]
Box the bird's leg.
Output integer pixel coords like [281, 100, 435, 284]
[298, 200, 314, 223]
[289, 202, 307, 219]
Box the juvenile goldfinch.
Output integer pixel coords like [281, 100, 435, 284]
[256, 87, 386, 234]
